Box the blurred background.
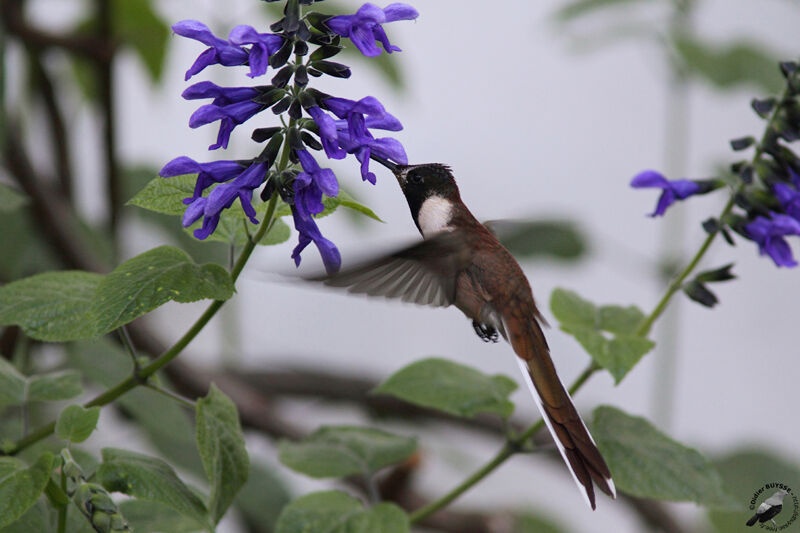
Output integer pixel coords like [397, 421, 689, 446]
[2, 0, 800, 531]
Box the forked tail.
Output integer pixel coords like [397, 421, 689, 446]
[507, 316, 615, 509]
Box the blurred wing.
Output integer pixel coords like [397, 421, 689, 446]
[317, 231, 472, 307]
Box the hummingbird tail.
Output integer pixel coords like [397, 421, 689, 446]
[508, 318, 615, 510]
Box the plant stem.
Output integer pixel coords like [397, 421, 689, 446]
[5, 186, 282, 456]
[144, 382, 196, 409]
[56, 467, 67, 533]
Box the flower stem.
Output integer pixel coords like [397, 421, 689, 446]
[4, 188, 281, 456]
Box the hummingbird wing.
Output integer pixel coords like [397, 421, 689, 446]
[314, 231, 472, 307]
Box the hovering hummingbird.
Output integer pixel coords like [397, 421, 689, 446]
[317, 156, 616, 509]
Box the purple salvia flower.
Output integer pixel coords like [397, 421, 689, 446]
[773, 182, 800, 221]
[182, 81, 262, 150]
[308, 106, 346, 159]
[229, 25, 284, 78]
[193, 162, 268, 239]
[159, 156, 245, 204]
[745, 213, 800, 267]
[327, 3, 419, 57]
[336, 128, 407, 184]
[291, 208, 342, 274]
[172, 21, 249, 80]
[294, 150, 339, 219]
[630, 170, 704, 216]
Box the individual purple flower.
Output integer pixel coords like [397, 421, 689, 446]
[291, 208, 342, 274]
[183, 82, 263, 150]
[773, 168, 800, 221]
[308, 97, 407, 183]
[745, 213, 800, 267]
[294, 150, 339, 219]
[159, 157, 265, 239]
[228, 25, 284, 78]
[631, 170, 709, 216]
[327, 3, 419, 57]
[172, 21, 249, 80]
[159, 156, 246, 204]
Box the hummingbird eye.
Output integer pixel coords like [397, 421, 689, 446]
[408, 171, 423, 184]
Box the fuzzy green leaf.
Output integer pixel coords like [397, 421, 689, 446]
[320, 191, 383, 222]
[592, 406, 738, 508]
[0, 453, 55, 528]
[279, 426, 416, 479]
[485, 219, 588, 260]
[97, 448, 209, 528]
[90, 246, 233, 334]
[373, 358, 517, 418]
[56, 405, 101, 443]
[27, 370, 83, 402]
[235, 462, 292, 532]
[119, 500, 204, 533]
[551, 289, 654, 383]
[276, 491, 409, 533]
[195, 384, 249, 524]
[0, 360, 26, 407]
[127, 175, 195, 215]
[0, 271, 102, 341]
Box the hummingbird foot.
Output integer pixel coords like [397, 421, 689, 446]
[472, 321, 499, 343]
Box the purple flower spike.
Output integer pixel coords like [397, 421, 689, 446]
[172, 20, 249, 80]
[159, 156, 245, 204]
[182, 82, 262, 150]
[291, 208, 342, 274]
[229, 26, 284, 78]
[745, 213, 800, 267]
[308, 106, 347, 159]
[327, 3, 419, 57]
[630, 170, 703, 216]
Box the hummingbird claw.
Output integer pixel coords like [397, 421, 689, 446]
[472, 320, 499, 343]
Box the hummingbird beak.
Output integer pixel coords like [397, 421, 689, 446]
[370, 154, 409, 188]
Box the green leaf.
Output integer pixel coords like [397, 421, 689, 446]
[373, 357, 517, 418]
[55, 405, 101, 443]
[27, 370, 83, 402]
[127, 175, 195, 215]
[554, 0, 653, 23]
[550, 288, 596, 328]
[276, 491, 409, 533]
[0, 500, 51, 533]
[114, 0, 169, 82]
[0, 452, 55, 528]
[592, 406, 737, 508]
[320, 191, 383, 222]
[195, 384, 249, 524]
[278, 426, 416, 479]
[0, 271, 102, 341]
[0, 359, 26, 407]
[673, 37, 784, 94]
[235, 461, 292, 533]
[485, 219, 588, 260]
[97, 448, 209, 528]
[708, 448, 800, 532]
[90, 246, 234, 335]
[0, 184, 28, 213]
[550, 289, 654, 383]
[119, 500, 205, 533]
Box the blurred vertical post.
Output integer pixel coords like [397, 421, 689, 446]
[652, 0, 696, 429]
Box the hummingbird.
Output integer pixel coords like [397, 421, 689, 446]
[318, 156, 616, 509]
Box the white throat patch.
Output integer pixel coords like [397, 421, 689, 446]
[417, 196, 453, 238]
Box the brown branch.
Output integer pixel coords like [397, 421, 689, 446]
[94, 0, 120, 237]
[1, 0, 112, 61]
[27, 50, 73, 201]
[3, 122, 107, 273]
